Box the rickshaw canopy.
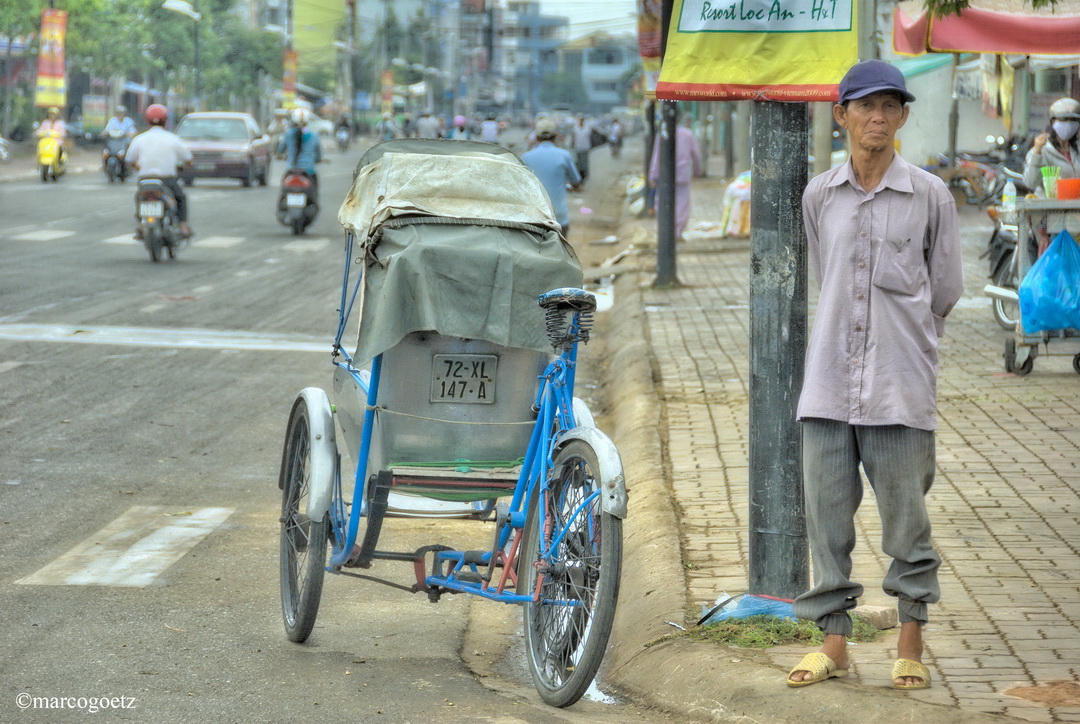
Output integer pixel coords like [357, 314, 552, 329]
[337, 139, 582, 364]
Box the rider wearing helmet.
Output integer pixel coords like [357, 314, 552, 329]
[34, 106, 69, 158]
[276, 108, 323, 201]
[103, 105, 137, 139]
[125, 104, 194, 238]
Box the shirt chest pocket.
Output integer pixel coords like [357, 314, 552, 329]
[872, 236, 927, 296]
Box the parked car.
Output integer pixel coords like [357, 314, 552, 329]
[175, 111, 272, 187]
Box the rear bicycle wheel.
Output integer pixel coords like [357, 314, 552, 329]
[279, 401, 329, 643]
[521, 439, 622, 707]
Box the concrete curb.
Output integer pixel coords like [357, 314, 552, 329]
[599, 251, 1023, 723]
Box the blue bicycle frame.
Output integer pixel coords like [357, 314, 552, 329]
[324, 233, 600, 606]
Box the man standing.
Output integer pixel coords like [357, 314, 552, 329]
[571, 114, 593, 183]
[786, 59, 963, 691]
[414, 110, 440, 139]
[648, 114, 703, 240]
[478, 114, 500, 144]
[522, 118, 581, 238]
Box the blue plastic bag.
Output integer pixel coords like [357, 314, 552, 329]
[699, 594, 796, 625]
[1019, 230, 1080, 333]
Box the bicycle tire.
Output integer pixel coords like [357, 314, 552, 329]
[521, 439, 622, 707]
[279, 400, 329, 643]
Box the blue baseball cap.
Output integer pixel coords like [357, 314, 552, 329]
[839, 59, 916, 104]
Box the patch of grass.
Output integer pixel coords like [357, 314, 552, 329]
[690, 614, 882, 649]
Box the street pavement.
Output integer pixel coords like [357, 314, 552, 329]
[595, 159, 1080, 722]
[5, 134, 1078, 723]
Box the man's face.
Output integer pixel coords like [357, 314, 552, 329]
[834, 92, 909, 153]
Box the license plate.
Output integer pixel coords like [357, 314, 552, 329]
[286, 193, 306, 208]
[139, 201, 164, 218]
[195, 162, 215, 171]
[431, 354, 497, 404]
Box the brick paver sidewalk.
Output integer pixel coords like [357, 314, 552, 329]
[628, 168, 1080, 721]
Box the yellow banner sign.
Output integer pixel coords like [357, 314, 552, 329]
[657, 0, 858, 102]
[34, 9, 67, 108]
[282, 49, 298, 109]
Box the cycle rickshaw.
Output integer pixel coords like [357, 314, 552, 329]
[276, 139, 627, 707]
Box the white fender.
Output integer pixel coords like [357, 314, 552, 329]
[572, 397, 595, 429]
[282, 387, 337, 522]
[554, 426, 628, 519]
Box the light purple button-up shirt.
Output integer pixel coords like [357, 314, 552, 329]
[797, 154, 964, 431]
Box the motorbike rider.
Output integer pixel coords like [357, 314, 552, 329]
[125, 104, 194, 238]
[335, 113, 352, 137]
[276, 108, 323, 202]
[103, 105, 137, 139]
[34, 106, 68, 162]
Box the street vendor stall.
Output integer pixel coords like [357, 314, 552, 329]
[1001, 198, 1080, 375]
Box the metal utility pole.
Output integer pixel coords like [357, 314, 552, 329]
[644, 100, 656, 213]
[654, 99, 679, 286]
[747, 100, 809, 600]
[653, 0, 679, 287]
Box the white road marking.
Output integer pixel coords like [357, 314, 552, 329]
[139, 303, 166, 314]
[16, 506, 234, 587]
[195, 236, 245, 248]
[13, 229, 76, 241]
[193, 285, 213, 294]
[234, 270, 252, 277]
[283, 238, 330, 253]
[0, 361, 23, 374]
[104, 234, 139, 244]
[0, 323, 329, 352]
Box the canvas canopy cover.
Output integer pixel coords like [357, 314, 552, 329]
[894, 0, 1080, 55]
[337, 139, 582, 364]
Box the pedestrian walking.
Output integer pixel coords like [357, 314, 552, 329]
[522, 118, 581, 238]
[786, 59, 964, 691]
[571, 115, 593, 183]
[479, 114, 500, 144]
[648, 115, 703, 241]
[414, 110, 440, 139]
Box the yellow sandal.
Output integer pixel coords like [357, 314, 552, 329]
[786, 652, 849, 688]
[892, 658, 931, 690]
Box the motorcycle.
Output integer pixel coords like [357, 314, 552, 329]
[335, 126, 350, 153]
[36, 129, 66, 182]
[982, 167, 1035, 329]
[102, 130, 130, 183]
[276, 168, 319, 236]
[135, 178, 183, 262]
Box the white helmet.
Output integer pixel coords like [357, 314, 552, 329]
[290, 108, 307, 127]
[1049, 97, 1080, 120]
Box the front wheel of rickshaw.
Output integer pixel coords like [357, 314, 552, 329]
[521, 440, 623, 707]
[279, 400, 330, 643]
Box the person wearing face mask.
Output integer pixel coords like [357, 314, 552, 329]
[1022, 97, 1080, 255]
[1024, 97, 1080, 195]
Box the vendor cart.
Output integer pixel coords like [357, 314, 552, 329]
[993, 198, 1080, 375]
